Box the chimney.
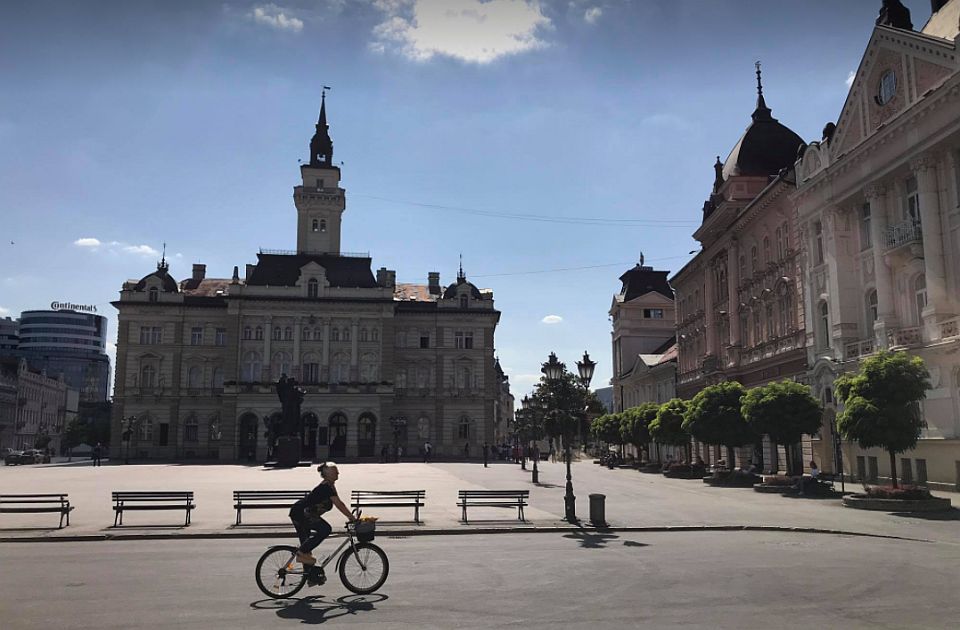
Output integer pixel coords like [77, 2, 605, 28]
[231, 266, 240, 284]
[428, 272, 441, 295]
[376, 267, 396, 288]
[192, 264, 206, 282]
[245, 264, 256, 281]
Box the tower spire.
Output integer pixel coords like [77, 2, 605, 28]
[309, 86, 334, 167]
[752, 61, 772, 121]
[458, 254, 465, 282]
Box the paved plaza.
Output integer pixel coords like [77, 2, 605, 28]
[1, 458, 957, 543]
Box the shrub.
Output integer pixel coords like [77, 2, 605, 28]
[863, 485, 932, 500]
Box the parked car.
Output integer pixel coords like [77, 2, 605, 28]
[4, 450, 30, 465]
[26, 449, 51, 463]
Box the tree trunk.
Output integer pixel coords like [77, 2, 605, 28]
[726, 445, 735, 469]
[770, 442, 779, 474]
[656, 442, 661, 463]
[888, 449, 899, 488]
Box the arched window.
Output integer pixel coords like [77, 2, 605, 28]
[273, 327, 281, 341]
[752, 310, 761, 345]
[343, 328, 350, 342]
[312, 219, 319, 232]
[738, 256, 746, 280]
[272, 352, 292, 377]
[782, 222, 789, 249]
[314, 327, 322, 340]
[331, 327, 340, 341]
[765, 304, 775, 339]
[184, 415, 199, 443]
[763, 237, 771, 264]
[188, 366, 202, 388]
[866, 290, 878, 329]
[360, 328, 368, 342]
[332, 353, 349, 382]
[775, 227, 784, 260]
[138, 416, 154, 441]
[814, 221, 824, 264]
[360, 353, 378, 383]
[914, 274, 927, 325]
[417, 416, 429, 440]
[372, 328, 379, 341]
[458, 415, 471, 440]
[307, 278, 319, 298]
[457, 365, 472, 389]
[302, 327, 311, 341]
[148, 287, 159, 303]
[255, 326, 263, 340]
[243, 326, 252, 340]
[141, 365, 156, 388]
[778, 285, 792, 333]
[320, 219, 327, 232]
[212, 367, 224, 389]
[284, 327, 293, 341]
[819, 301, 830, 348]
[242, 352, 261, 382]
[750, 246, 759, 274]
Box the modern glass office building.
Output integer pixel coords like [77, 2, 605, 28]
[16, 309, 111, 402]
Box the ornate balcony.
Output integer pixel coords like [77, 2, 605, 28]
[939, 316, 960, 341]
[843, 338, 876, 361]
[887, 326, 923, 348]
[883, 220, 922, 251]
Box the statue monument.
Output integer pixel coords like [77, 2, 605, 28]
[274, 374, 305, 467]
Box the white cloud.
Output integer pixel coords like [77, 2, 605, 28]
[372, 0, 551, 64]
[845, 71, 855, 88]
[122, 245, 160, 257]
[74, 237, 102, 248]
[73, 237, 161, 258]
[541, 314, 563, 324]
[0, 306, 9, 316]
[248, 4, 304, 32]
[583, 6, 602, 23]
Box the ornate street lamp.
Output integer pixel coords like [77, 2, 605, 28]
[521, 395, 540, 484]
[121, 415, 139, 465]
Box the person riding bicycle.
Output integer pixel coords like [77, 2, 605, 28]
[290, 461, 356, 584]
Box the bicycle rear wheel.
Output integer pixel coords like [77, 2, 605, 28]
[256, 545, 307, 599]
[339, 542, 389, 594]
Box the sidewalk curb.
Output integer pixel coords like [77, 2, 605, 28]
[0, 524, 935, 544]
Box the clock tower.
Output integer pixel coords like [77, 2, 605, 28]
[295, 91, 345, 254]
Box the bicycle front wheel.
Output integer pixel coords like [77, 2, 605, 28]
[256, 545, 307, 599]
[339, 542, 389, 594]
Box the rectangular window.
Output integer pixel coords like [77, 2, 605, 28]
[775, 227, 784, 260]
[215, 328, 226, 346]
[901, 458, 913, 484]
[464, 331, 474, 349]
[303, 363, 319, 384]
[191, 327, 203, 346]
[643, 309, 664, 319]
[184, 423, 198, 443]
[419, 334, 430, 349]
[916, 458, 928, 483]
[139, 326, 162, 345]
[814, 221, 824, 265]
[455, 331, 464, 349]
[905, 176, 920, 224]
[860, 203, 872, 250]
[856, 456, 866, 481]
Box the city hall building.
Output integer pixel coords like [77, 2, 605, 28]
[111, 97, 504, 462]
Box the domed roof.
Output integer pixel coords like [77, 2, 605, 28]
[134, 260, 179, 293]
[720, 67, 803, 181]
[443, 277, 482, 300]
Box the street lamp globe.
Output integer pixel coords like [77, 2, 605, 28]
[576, 351, 596, 388]
[541, 352, 565, 381]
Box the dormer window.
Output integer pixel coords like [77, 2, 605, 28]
[149, 287, 159, 303]
[460, 295, 468, 309]
[308, 278, 319, 298]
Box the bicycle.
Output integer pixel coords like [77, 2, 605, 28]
[255, 513, 389, 599]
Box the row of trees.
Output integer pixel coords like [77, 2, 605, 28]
[591, 351, 929, 486]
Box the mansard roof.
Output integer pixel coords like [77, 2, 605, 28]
[617, 265, 674, 302]
[246, 253, 377, 288]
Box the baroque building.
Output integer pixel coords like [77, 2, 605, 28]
[794, 0, 960, 489]
[672, 67, 808, 471]
[111, 96, 504, 462]
[609, 258, 676, 414]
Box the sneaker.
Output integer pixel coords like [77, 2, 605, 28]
[296, 550, 315, 565]
[307, 567, 326, 586]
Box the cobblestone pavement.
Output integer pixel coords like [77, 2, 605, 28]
[1, 458, 957, 542]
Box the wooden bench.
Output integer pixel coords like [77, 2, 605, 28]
[233, 490, 309, 525]
[112, 491, 195, 527]
[0, 494, 74, 529]
[351, 490, 426, 524]
[458, 490, 529, 524]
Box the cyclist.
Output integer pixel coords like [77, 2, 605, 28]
[290, 461, 356, 584]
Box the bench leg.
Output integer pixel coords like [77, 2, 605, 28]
[114, 509, 120, 527]
[185, 509, 190, 527]
[415, 505, 420, 525]
[59, 511, 65, 529]
[236, 509, 241, 526]
[461, 505, 468, 524]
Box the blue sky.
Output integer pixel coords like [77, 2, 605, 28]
[0, 0, 939, 397]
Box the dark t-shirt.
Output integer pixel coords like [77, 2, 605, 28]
[291, 483, 337, 519]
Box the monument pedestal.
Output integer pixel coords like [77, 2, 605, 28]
[275, 436, 302, 468]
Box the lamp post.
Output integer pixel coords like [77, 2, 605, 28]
[542, 350, 596, 523]
[389, 415, 407, 463]
[521, 395, 540, 484]
[121, 415, 139, 465]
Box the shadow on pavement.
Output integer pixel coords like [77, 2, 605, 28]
[889, 508, 960, 521]
[533, 482, 563, 489]
[250, 593, 387, 624]
[562, 528, 622, 549]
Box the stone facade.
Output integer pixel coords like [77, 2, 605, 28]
[111, 100, 504, 463]
[793, 7, 960, 489]
[1, 357, 69, 452]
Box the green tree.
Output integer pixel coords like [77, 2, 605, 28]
[62, 418, 87, 461]
[530, 371, 602, 450]
[591, 413, 623, 451]
[683, 381, 752, 466]
[742, 380, 822, 475]
[620, 403, 658, 462]
[649, 398, 690, 462]
[834, 351, 930, 488]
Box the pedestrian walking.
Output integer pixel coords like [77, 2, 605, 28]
[423, 441, 432, 463]
[482, 442, 489, 468]
[463, 442, 469, 459]
[92, 443, 102, 467]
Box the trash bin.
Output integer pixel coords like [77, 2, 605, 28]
[589, 493, 606, 527]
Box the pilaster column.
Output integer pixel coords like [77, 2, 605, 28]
[350, 319, 360, 381]
[292, 317, 302, 379]
[704, 262, 716, 356]
[911, 153, 948, 319]
[728, 239, 741, 346]
[321, 320, 330, 381]
[262, 317, 272, 381]
[865, 183, 897, 347]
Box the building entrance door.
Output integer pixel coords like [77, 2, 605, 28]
[302, 413, 318, 462]
[358, 413, 376, 458]
[329, 413, 347, 458]
[239, 414, 259, 461]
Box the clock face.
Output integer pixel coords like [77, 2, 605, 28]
[877, 70, 897, 105]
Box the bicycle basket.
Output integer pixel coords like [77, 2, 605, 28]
[355, 520, 376, 542]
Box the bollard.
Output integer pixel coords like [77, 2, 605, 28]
[588, 493, 606, 527]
